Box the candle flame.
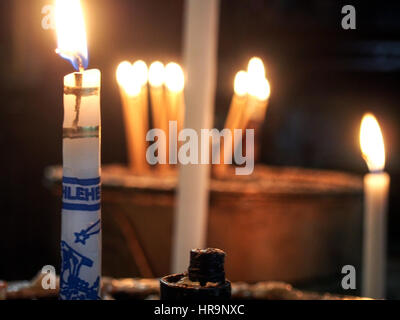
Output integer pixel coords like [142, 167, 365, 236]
[247, 57, 266, 81]
[234, 71, 248, 97]
[165, 62, 184, 93]
[248, 77, 270, 101]
[360, 113, 386, 172]
[247, 57, 270, 100]
[149, 61, 165, 87]
[116, 61, 141, 97]
[132, 60, 149, 87]
[55, 0, 88, 71]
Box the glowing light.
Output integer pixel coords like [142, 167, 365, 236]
[248, 77, 270, 101]
[360, 113, 386, 172]
[132, 60, 148, 87]
[247, 57, 265, 82]
[165, 62, 184, 93]
[233, 71, 248, 97]
[116, 61, 141, 97]
[55, 0, 88, 70]
[149, 61, 165, 87]
[116, 61, 132, 86]
[247, 57, 270, 99]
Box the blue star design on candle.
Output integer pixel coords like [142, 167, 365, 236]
[60, 241, 100, 300]
[74, 219, 101, 245]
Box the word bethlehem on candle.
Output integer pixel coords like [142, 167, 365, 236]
[146, 121, 254, 175]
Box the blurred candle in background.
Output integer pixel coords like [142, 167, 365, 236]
[149, 61, 168, 167]
[165, 62, 185, 165]
[149, 61, 167, 131]
[216, 70, 248, 174]
[360, 113, 390, 299]
[132, 60, 150, 137]
[225, 70, 249, 135]
[244, 57, 271, 128]
[55, 0, 102, 300]
[116, 61, 149, 173]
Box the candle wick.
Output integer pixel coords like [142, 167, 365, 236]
[76, 55, 84, 73]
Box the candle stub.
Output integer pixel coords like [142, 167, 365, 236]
[160, 248, 231, 300]
[188, 248, 226, 285]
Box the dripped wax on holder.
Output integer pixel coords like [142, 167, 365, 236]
[160, 248, 231, 301]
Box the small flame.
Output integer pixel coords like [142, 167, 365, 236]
[249, 77, 270, 101]
[55, 0, 88, 71]
[234, 71, 248, 96]
[247, 57, 270, 100]
[149, 61, 165, 87]
[116, 61, 132, 86]
[247, 57, 265, 81]
[116, 61, 141, 97]
[165, 63, 184, 93]
[132, 60, 149, 87]
[360, 113, 386, 172]
[257, 78, 271, 101]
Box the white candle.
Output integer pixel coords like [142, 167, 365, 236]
[243, 57, 271, 128]
[165, 62, 185, 133]
[116, 61, 149, 173]
[215, 71, 248, 174]
[360, 113, 390, 299]
[225, 71, 249, 140]
[165, 62, 185, 166]
[149, 62, 168, 133]
[149, 61, 168, 168]
[172, 0, 220, 273]
[55, 0, 101, 300]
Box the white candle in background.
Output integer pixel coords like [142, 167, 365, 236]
[360, 113, 390, 299]
[247, 77, 271, 124]
[149, 61, 168, 166]
[132, 60, 150, 138]
[172, 0, 220, 273]
[225, 70, 249, 136]
[165, 62, 185, 165]
[244, 57, 271, 127]
[165, 62, 185, 131]
[215, 71, 248, 174]
[116, 61, 149, 173]
[55, 0, 102, 300]
[149, 61, 167, 132]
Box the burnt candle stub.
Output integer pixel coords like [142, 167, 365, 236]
[160, 248, 231, 300]
[188, 248, 226, 285]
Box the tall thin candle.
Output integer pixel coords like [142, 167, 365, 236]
[172, 0, 220, 273]
[55, 0, 101, 300]
[149, 61, 168, 167]
[116, 61, 149, 173]
[360, 113, 390, 299]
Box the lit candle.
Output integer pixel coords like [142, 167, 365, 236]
[360, 113, 390, 299]
[116, 61, 149, 173]
[243, 57, 271, 128]
[225, 70, 249, 138]
[55, 0, 102, 300]
[132, 60, 150, 140]
[216, 71, 248, 174]
[149, 61, 168, 167]
[165, 62, 185, 164]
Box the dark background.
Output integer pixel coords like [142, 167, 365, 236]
[0, 0, 399, 296]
